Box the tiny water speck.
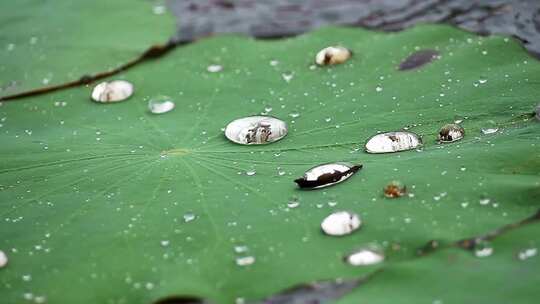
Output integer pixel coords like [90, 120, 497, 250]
[321, 211, 361, 236]
[517, 248, 537, 261]
[183, 213, 196, 223]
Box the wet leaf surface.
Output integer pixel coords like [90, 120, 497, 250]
[1, 14, 540, 304]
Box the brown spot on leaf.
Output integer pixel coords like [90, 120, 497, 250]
[398, 49, 440, 71]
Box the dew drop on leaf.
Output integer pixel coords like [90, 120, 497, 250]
[345, 248, 384, 266]
[235, 256, 255, 266]
[224, 116, 288, 145]
[289, 111, 300, 118]
[474, 241, 494, 258]
[0, 250, 7, 268]
[91, 80, 133, 103]
[481, 128, 498, 135]
[315, 46, 351, 66]
[517, 248, 537, 261]
[148, 95, 175, 114]
[294, 163, 362, 189]
[183, 213, 196, 223]
[281, 72, 294, 83]
[479, 198, 491, 206]
[438, 123, 464, 143]
[321, 211, 361, 236]
[365, 131, 422, 153]
[287, 197, 300, 209]
[207, 64, 223, 73]
[245, 170, 256, 176]
[398, 49, 440, 71]
[535, 104, 540, 121]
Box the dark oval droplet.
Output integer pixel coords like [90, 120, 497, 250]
[154, 296, 204, 304]
[398, 49, 440, 71]
[295, 163, 362, 189]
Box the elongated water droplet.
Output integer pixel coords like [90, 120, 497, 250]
[148, 95, 175, 114]
[438, 123, 464, 143]
[321, 211, 361, 236]
[183, 212, 196, 223]
[289, 111, 300, 118]
[383, 181, 407, 198]
[517, 248, 537, 261]
[236, 256, 255, 266]
[535, 104, 540, 121]
[287, 197, 300, 209]
[0, 250, 7, 268]
[315, 46, 351, 66]
[345, 247, 384, 266]
[245, 170, 256, 176]
[398, 49, 440, 71]
[224, 116, 288, 145]
[481, 128, 498, 135]
[281, 72, 294, 83]
[474, 241, 493, 258]
[207, 64, 223, 73]
[91, 80, 133, 103]
[294, 163, 362, 189]
[365, 131, 422, 153]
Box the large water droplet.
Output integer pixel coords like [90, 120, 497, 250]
[91, 80, 133, 103]
[383, 181, 407, 198]
[315, 46, 351, 66]
[398, 49, 440, 71]
[321, 211, 361, 236]
[365, 131, 422, 153]
[224, 116, 288, 145]
[235, 256, 255, 266]
[345, 247, 384, 266]
[438, 123, 464, 143]
[294, 163, 362, 189]
[0, 250, 7, 268]
[148, 95, 175, 114]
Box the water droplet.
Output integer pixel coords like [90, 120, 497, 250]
[270, 59, 279, 66]
[325, 117, 332, 122]
[224, 116, 288, 145]
[474, 241, 493, 258]
[479, 198, 491, 206]
[91, 80, 133, 103]
[287, 197, 300, 209]
[517, 248, 537, 261]
[535, 104, 540, 121]
[478, 77, 488, 84]
[438, 124, 464, 143]
[153, 5, 166, 15]
[236, 256, 255, 266]
[375, 85, 383, 92]
[383, 181, 407, 198]
[289, 111, 300, 118]
[207, 64, 223, 73]
[22, 274, 32, 281]
[315, 46, 351, 66]
[321, 211, 361, 236]
[148, 95, 175, 114]
[294, 163, 362, 189]
[365, 131, 422, 153]
[0, 250, 7, 268]
[160, 240, 170, 247]
[345, 247, 384, 266]
[234, 245, 248, 253]
[281, 72, 294, 83]
[481, 128, 498, 135]
[183, 212, 196, 223]
[245, 170, 256, 176]
[398, 49, 440, 71]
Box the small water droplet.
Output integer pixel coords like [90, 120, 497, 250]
[148, 95, 175, 114]
[321, 211, 361, 236]
[365, 131, 422, 153]
[287, 197, 300, 208]
[270, 59, 279, 66]
[345, 247, 384, 266]
[0, 250, 7, 268]
[207, 64, 223, 73]
[325, 117, 332, 122]
[289, 111, 300, 118]
[281, 72, 294, 83]
[22, 274, 32, 281]
[153, 4, 166, 15]
[224, 116, 288, 145]
[234, 245, 249, 253]
[245, 170, 256, 176]
[91, 80, 133, 103]
[481, 128, 498, 135]
[517, 248, 537, 261]
[315, 46, 351, 66]
[479, 198, 491, 206]
[375, 85, 383, 92]
[474, 241, 493, 258]
[478, 77, 488, 84]
[236, 256, 255, 266]
[295, 163, 362, 189]
[160, 240, 170, 247]
[438, 124, 464, 143]
[183, 212, 196, 223]
[383, 181, 407, 198]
